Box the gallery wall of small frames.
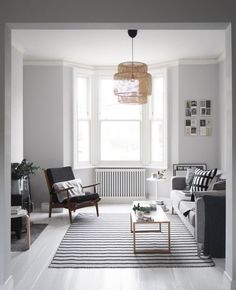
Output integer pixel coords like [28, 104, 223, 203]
[185, 100, 212, 136]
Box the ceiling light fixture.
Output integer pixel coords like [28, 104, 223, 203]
[113, 30, 152, 104]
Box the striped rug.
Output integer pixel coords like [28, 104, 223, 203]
[49, 213, 214, 268]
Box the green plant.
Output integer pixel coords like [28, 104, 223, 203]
[11, 158, 40, 180]
[132, 203, 147, 212]
[158, 169, 166, 179]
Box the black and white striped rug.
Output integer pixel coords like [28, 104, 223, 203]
[49, 213, 215, 268]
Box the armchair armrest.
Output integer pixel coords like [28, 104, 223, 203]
[50, 186, 74, 194]
[82, 183, 100, 193]
[171, 176, 186, 190]
[82, 183, 100, 189]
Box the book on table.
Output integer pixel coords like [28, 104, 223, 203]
[11, 206, 22, 215]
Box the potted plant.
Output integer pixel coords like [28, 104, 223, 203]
[11, 158, 40, 195]
[132, 203, 146, 219]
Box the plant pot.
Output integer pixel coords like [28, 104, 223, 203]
[136, 210, 144, 220]
[11, 179, 23, 195]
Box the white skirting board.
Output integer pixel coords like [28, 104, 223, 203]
[41, 202, 63, 213]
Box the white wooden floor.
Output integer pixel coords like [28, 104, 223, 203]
[10, 203, 225, 290]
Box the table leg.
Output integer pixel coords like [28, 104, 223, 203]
[130, 214, 133, 233]
[133, 223, 136, 254]
[168, 222, 171, 253]
[25, 214, 31, 249]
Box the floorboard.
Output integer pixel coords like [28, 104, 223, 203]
[10, 203, 225, 290]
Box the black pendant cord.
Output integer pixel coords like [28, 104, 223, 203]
[131, 37, 134, 79]
[128, 30, 137, 80]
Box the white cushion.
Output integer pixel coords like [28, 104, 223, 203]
[53, 179, 84, 202]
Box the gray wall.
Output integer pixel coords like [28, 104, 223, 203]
[24, 61, 223, 203]
[11, 46, 23, 163]
[0, 3, 234, 289]
[23, 65, 64, 207]
[178, 63, 220, 168]
[219, 60, 227, 172]
[63, 66, 73, 166]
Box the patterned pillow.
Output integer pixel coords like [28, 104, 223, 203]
[190, 168, 217, 201]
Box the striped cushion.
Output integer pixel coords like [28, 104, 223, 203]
[191, 168, 217, 193]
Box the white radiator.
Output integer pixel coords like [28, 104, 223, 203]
[95, 168, 145, 198]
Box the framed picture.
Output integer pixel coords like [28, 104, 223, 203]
[185, 100, 197, 117]
[173, 163, 207, 176]
[200, 100, 211, 116]
[185, 118, 198, 136]
[185, 99, 212, 136]
[200, 118, 212, 136]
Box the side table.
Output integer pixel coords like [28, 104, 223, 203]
[11, 209, 31, 250]
[146, 177, 166, 200]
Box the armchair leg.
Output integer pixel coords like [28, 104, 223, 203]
[171, 206, 175, 215]
[95, 203, 99, 217]
[68, 209, 72, 224]
[49, 202, 52, 218]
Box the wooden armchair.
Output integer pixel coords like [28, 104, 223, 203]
[44, 166, 101, 223]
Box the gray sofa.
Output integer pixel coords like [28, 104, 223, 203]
[170, 176, 226, 256]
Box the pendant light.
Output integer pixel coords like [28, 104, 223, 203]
[113, 30, 152, 104]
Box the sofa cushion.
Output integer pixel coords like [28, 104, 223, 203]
[170, 190, 191, 209]
[185, 167, 196, 190]
[190, 168, 217, 201]
[179, 200, 196, 227]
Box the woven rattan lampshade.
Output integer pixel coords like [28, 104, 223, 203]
[113, 30, 152, 104]
[114, 61, 152, 104]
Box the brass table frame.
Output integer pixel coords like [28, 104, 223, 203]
[130, 205, 171, 254]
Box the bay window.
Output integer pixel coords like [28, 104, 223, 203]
[74, 68, 167, 168]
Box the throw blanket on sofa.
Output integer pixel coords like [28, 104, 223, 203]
[203, 195, 226, 258]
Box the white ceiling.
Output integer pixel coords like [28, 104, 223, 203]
[12, 29, 225, 66]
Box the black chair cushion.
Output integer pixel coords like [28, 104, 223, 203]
[62, 193, 99, 204]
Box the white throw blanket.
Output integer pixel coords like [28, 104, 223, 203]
[53, 179, 84, 203]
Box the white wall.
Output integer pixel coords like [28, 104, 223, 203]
[11, 46, 23, 162]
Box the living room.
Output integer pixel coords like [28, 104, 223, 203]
[12, 28, 226, 205]
[8, 26, 229, 290]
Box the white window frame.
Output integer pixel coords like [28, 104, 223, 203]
[97, 75, 143, 166]
[73, 68, 94, 169]
[148, 68, 168, 169]
[73, 67, 167, 169]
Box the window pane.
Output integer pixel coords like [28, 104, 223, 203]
[77, 121, 90, 162]
[100, 79, 141, 120]
[152, 121, 163, 162]
[101, 121, 140, 161]
[76, 77, 88, 119]
[152, 77, 164, 119]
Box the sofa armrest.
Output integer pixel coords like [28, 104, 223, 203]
[195, 197, 205, 244]
[195, 190, 225, 244]
[171, 176, 186, 190]
[194, 190, 225, 199]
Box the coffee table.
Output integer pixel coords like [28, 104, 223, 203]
[130, 201, 171, 254]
